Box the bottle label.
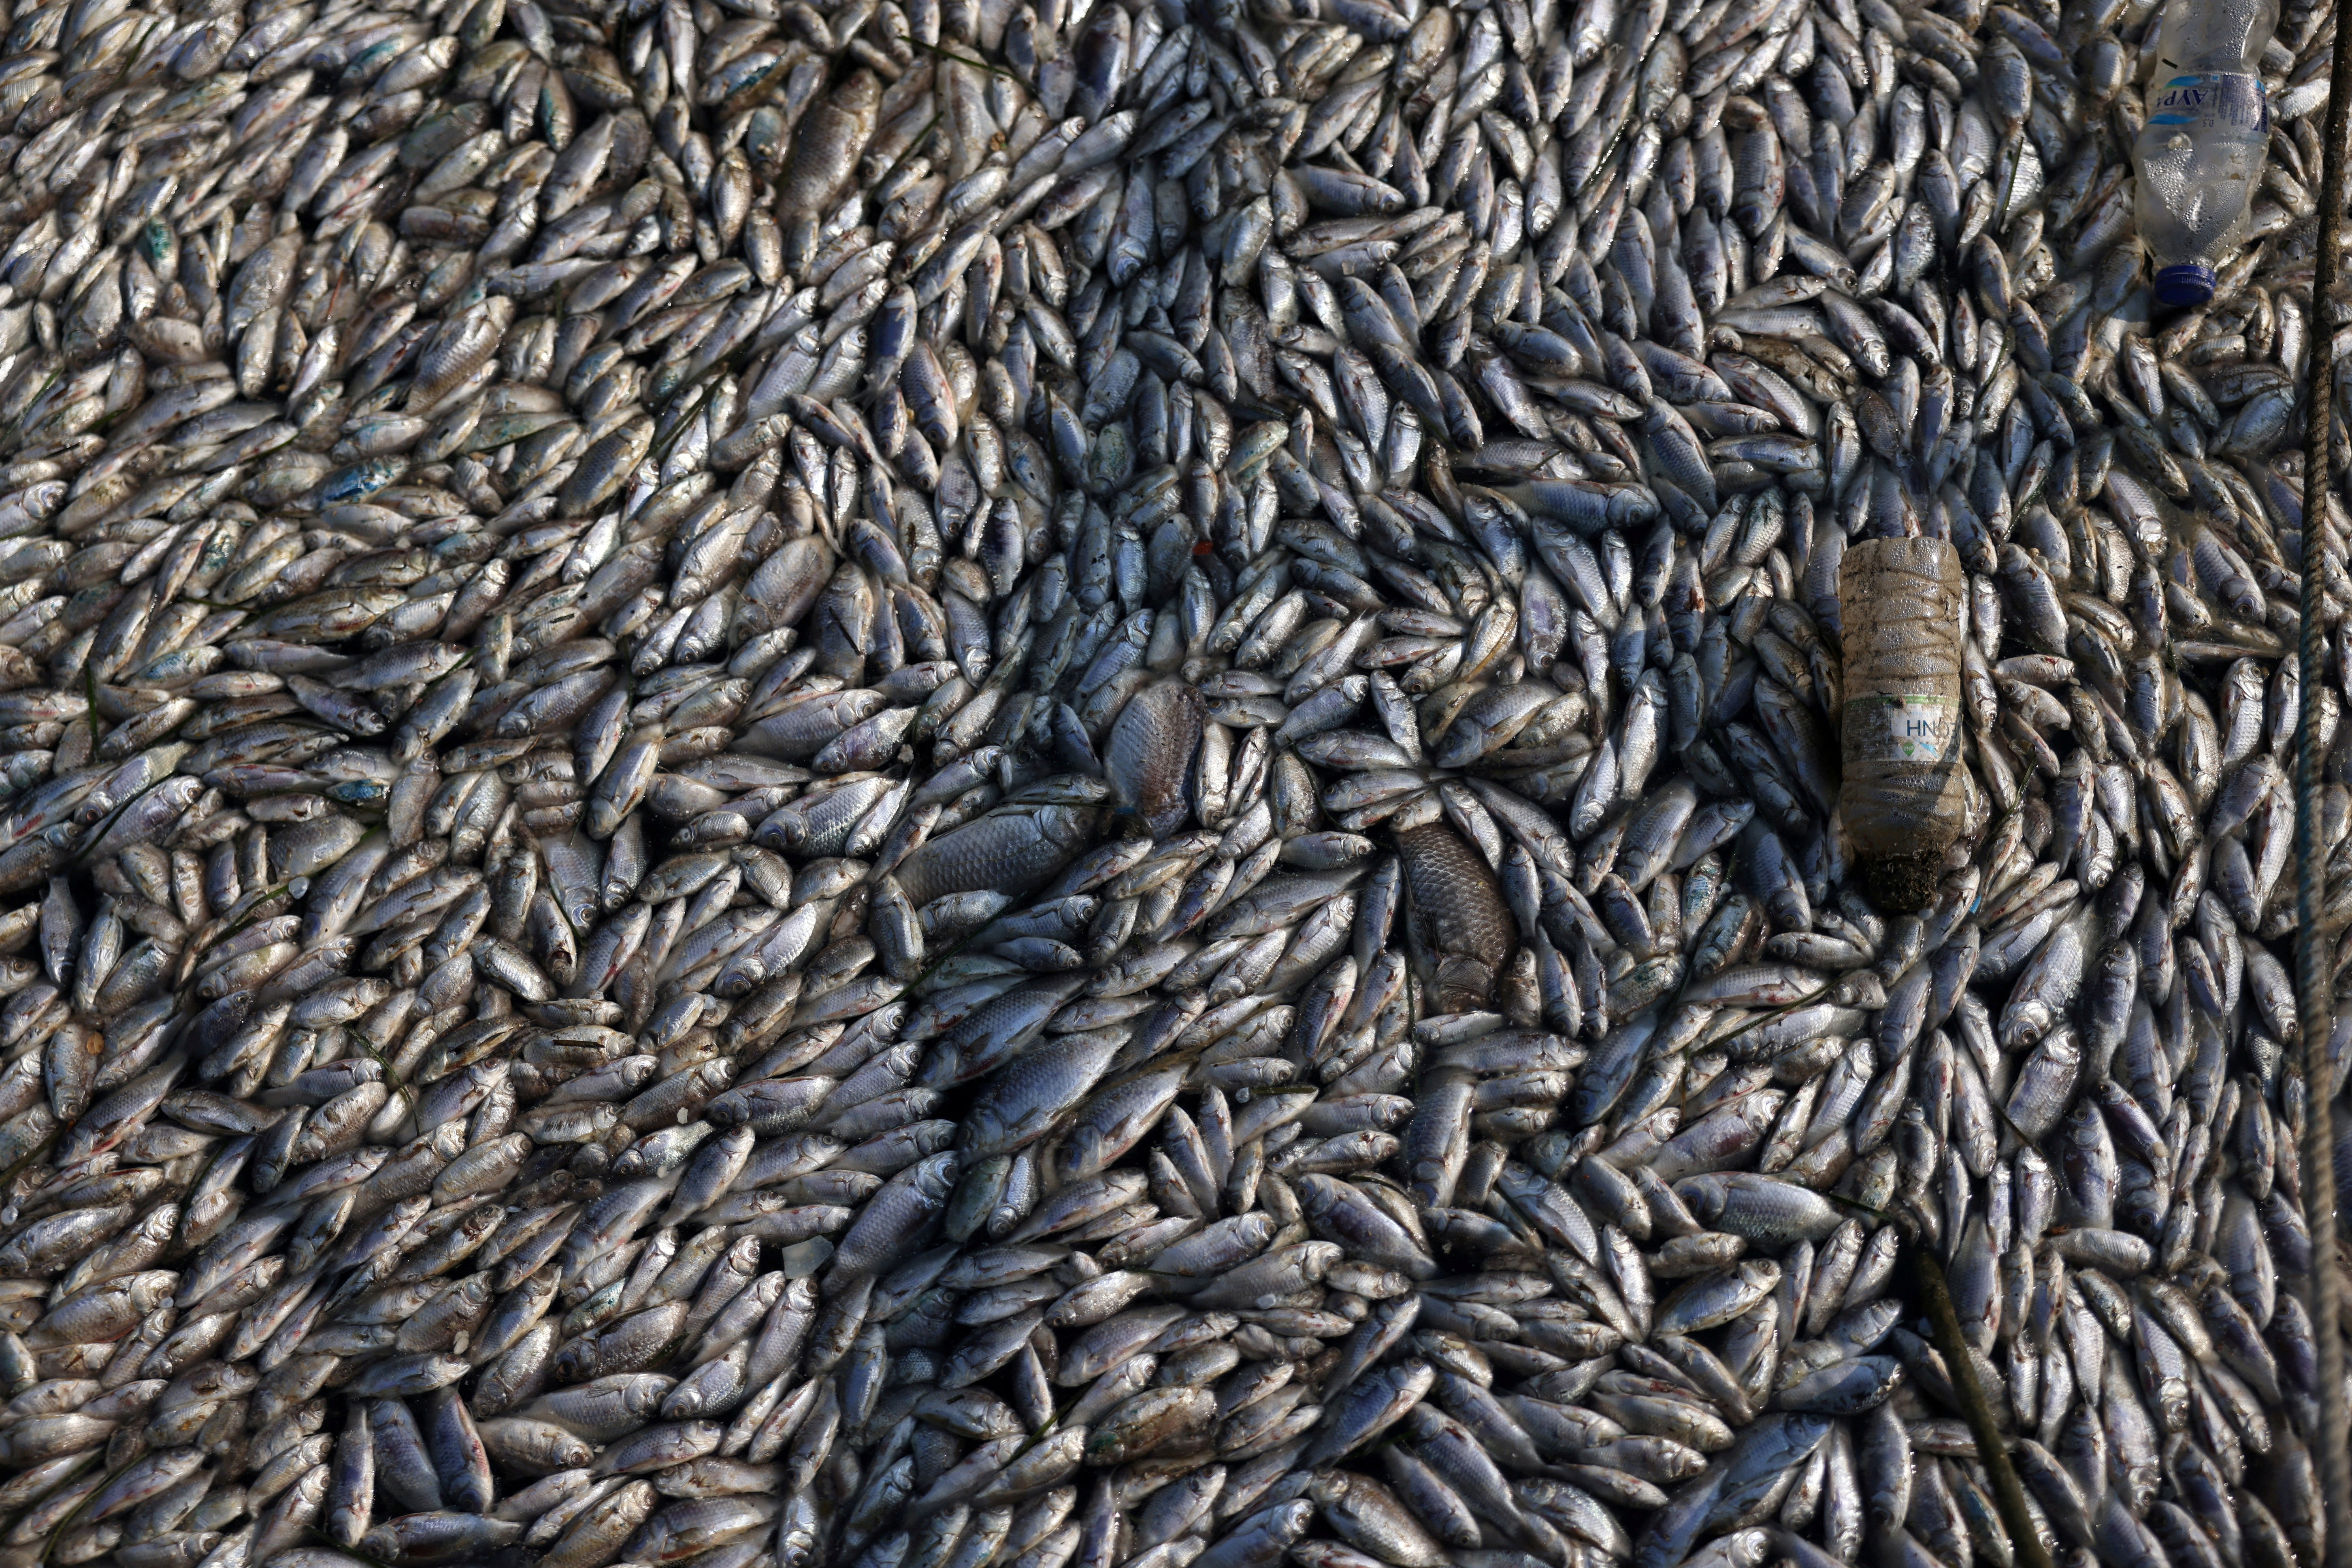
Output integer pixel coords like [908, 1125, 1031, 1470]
[2148, 72, 2269, 134]
[1848, 694, 1959, 766]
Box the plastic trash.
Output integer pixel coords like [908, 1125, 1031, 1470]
[2132, 0, 2279, 308]
[1839, 537, 1971, 912]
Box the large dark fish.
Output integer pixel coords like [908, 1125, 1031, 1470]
[1106, 679, 1205, 839]
[894, 803, 1102, 907]
[1396, 820, 1516, 1013]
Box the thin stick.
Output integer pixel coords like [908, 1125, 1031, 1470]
[1914, 1249, 2052, 1568]
[2296, 4, 2352, 1564]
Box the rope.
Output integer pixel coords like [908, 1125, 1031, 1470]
[2293, 8, 2352, 1559]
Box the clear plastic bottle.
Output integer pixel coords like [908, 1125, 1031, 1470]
[1839, 537, 1970, 912]
[2132, 0, 2278, 309]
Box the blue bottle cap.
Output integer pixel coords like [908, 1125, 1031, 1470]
[2154, 262, 2217, 309]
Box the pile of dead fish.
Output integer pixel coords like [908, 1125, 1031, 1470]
[0, 0, 2335, 1561]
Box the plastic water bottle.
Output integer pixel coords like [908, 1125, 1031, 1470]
[2132, 0, 2278, 309]
[1839, 537, 1970, 912]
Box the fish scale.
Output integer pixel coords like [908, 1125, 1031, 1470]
[0, 0, 2326, 1559]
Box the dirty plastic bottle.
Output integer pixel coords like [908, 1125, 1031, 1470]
[1839, 536, 1970, 912]
[2132, 0, 2278, 309]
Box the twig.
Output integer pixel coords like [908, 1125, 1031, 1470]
[2297, 10, 2352, 1568]
[915, 39, 1018, 82]
[1913, 1248, 2052, 1568]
